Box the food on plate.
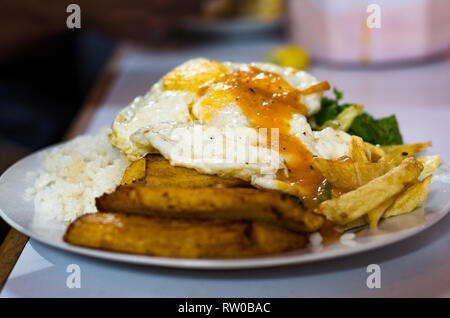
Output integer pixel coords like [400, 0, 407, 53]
[312, 158, 393, 191]
[120, 157, 146, 186]
[319, 105, 364, 131]
[366, 196, 397, 229]
[349, 136, 371, 162]
[364, 142, 385, 161]
[95, 186, 324, 233]
[312, 87, 403, 145]
[63, 213, 307, 258]
[379, 142, 432, 166]
[317, 157, 423, 225]
[337, 174, 432, 230]
[25, 129, 129, 223]
[143, 154, 250, 188]
[417, 155, 442, 176]
[383, 175, 432, 219]
[24, 57, 442, 259]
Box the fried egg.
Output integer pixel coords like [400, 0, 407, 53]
[111, 58, 353, 200]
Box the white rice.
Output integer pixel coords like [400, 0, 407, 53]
[25, 127, 130, 223]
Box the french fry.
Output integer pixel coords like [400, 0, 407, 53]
[313, 158, 393, 191]
[367, 196, 396, 228]
[349, 136, 371, 162]
[120, 157, 146, 185]
[335, 216, 368, 233]
[320, 105, 364, 131]
[64, 213, 307, 258]
[383, 175, 432, 219]
[96, 185, 324, 233]
[364, 142, 385, 162]
[417, 155, 442, 176]
[379, 142, 432, 166]
[317, 157, 423, 225]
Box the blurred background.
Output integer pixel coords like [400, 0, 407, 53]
[0, 0, 449, 242]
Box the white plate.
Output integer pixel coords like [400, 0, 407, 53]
[0, 144, 449, 270]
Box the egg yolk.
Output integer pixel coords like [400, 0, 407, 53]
[198, 66, 331, 203]
[162, 59, 228, 93]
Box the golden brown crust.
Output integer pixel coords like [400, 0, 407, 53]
[144, 154, 250, 188]
[96, 185, 324, 233]
[120, 157, 146, 185]
[63, 212, 307, 258]
[317, 157, 423, 225]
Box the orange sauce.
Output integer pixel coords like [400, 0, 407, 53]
[319, 220, 342, 244]
[198, 66, 331, 203]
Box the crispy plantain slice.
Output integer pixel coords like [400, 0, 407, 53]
[63, 212, 307, 258]
[145, 154, 250, 188]
[120, 157, 146, 185]
[96, 186, 324, 233]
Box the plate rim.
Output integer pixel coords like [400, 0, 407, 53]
[1, 144, 449, 270]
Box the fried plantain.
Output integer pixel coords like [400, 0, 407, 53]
[120, 157, 146, 185]
[63, 212, 307, 258]
[144, 154, 250, 188]
[96, 185, 324, 232]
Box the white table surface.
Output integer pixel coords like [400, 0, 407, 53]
[1, 40, 449, 298]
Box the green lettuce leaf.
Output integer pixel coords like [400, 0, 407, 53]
[313, 88, 352, 126]
[347, 113, 403, 145]
[312, 88, 403, 145]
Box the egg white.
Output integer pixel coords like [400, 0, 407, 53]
[111, 58, 353, 193]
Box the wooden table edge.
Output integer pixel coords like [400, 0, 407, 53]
[0, 45, 125, 292]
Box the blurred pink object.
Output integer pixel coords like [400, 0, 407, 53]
[287, 0, 450, 64]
